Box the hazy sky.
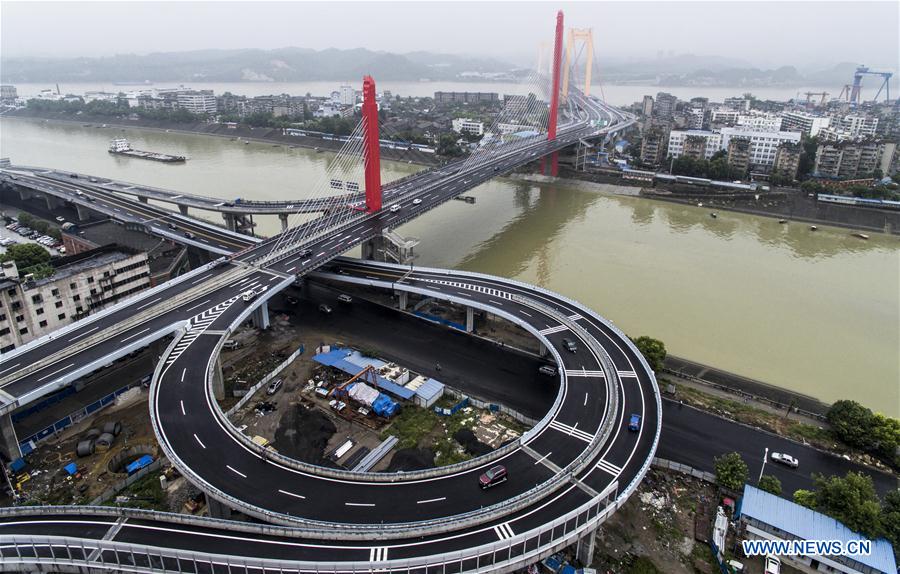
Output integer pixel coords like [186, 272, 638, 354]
[2, 1, 897, 71]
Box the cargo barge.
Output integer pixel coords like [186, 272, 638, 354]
[108, 138, 186, 163]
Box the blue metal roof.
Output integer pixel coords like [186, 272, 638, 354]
[313, 348, 415, 400]
[416, 378, 444, 401]
[740, 485, 897, 574]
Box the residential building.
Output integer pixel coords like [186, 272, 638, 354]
[641, 95, 654, 117]
[726, 137, 752, 175]
[719, 127, 802, 168]
[339, 85, 356, 106]
[176, 90, 217, 115]
[709, 109, 740, 127]
[686, 107, 705, 129]
[738, 484, 896, 574]
[667, 130, 723, 160]
[814, 140, 887, 179]
[736, 112, 782, 131]
[61, 220, 188, 286]
[837, 114, 879, 139]
[640, 127, 669, 167]
[773, 142, 802, 180]
[723, 97, 751, 112]
[451, 118, 485, 136]
[435, 92, 499, 105]
[0, 85, 17, 101]
[781, 111, 830, 137]
[654, 92, 677, 119]
[0, 245, 151, 354]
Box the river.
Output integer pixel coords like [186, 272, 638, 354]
[1, 117, 898, 416]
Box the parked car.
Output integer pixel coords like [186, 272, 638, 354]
[318, 303, 333, 314]
[55, 216, 66, 223]
[628, 414, 641, 431]
[561, 338, 577, 353]
[764, 555, 781, 574]
[478, 465, 508, 490]
[770, 452, 799, 468]
[266, 378, 283, 396]
[222, 340, 240, 351]
[337, 294, 353, 304]
[314, 387, 330, 398]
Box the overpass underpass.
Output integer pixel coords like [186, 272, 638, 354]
[0, 258, 661, 573]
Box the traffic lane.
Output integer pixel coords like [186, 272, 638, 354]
[658, 400, 898, 496]
[2, 266, 245, 397]
[0, 515, 116, 539]
[155, 320, 565, 525]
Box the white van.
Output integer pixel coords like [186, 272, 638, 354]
[389, 204, 401, 213]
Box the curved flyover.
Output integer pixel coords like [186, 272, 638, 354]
[0, 258, 660, 573]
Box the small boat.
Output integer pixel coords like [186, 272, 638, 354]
[852, 232, 870, 240]
[810, 225, 818, 231]
[697, 202, 703, 207]
[778, 219, 787, 224]
[710, 212, 717, 218]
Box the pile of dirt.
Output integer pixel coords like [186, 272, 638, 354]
[273, 405, 337, 465]
[386, 448, 435, 471]
[453, 428, 492, 457]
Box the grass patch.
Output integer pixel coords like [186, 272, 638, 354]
[383, 405, 440, 450]
[101, 472, 167, 511]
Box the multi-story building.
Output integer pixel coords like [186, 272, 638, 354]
[719, 127, 802, 168]
[780, 111, 830, 137]
[709, 109, 740, 127]
[0, 85, 17, 101]
[736, 112, 782, 131]
[0, 245, 151, 354]
[639, 127, 669, 166]
[836, 114, 879, 139]
[339, 85, 356, 106]
[723, 97, 751, 112]
[654, 92, 677, 119]
[726, 137, 752, 175]
[641, 95, 654, 117]
[176, 90, 217, 115]
[814, 140, 887, 179]
[435, 92, 499, 105]
[451, 118, 485, 136]
[686, 107, 705, 129]
[773, 142, 802, 181]
[667, 130, 723, 160]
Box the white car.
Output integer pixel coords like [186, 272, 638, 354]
[764, 555, 781, 574]
[770, 452, 799, 468]
[412, 198, 422, 205]
[389, 204, 401, 213]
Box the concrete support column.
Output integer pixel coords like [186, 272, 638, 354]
[466, 306, 474, 333]
[397, 291, 408, 311]
[138, 197, 149, 204]
[17, 189, 32, 202]
[211, 358, 225, 401]
[0, 414, 22, 462]
[575, 527, 597, 567]
[539, 342, 549, 357]
[43, 194, 62, 211]
[178, 205, 189, 216]
[251, 301, 270, 330]
[361, 237, 383, 261]
[223, 213, 237, 232]
[206, 497, 234, 520]
[278, 213, 289, 231]
[75, 204, 91, 221]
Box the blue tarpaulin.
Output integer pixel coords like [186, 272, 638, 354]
[63, 462, 78, 476]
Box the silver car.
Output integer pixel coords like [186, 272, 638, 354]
[770, 452, 798, 468]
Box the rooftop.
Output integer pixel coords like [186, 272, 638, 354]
[32, 244, 140, 288]
[739, 485, 897, 574]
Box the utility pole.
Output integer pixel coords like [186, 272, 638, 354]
[758, 447, 769, 483]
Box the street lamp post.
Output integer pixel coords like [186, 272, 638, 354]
[758, 447, 769, 483]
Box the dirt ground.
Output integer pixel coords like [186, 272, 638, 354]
[13, 389, 159, 505]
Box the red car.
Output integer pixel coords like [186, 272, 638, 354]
[479, 465, 508, 490]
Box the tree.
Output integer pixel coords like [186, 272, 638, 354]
[758, 474, 782, 496]
[827, 400, 875, 451]
[870, 413, 900, 460]
[813, 471, 883, 538]
[632, 336, 666, 373]
[0, 243, 51, 270]
[793, 489, 816, 508]
[436, 134, 462, 157]
[714, 452, 749, 491]
[882, 490, 900, 556]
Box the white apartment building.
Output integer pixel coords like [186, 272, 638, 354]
[176, 91, 217, 115]
[451, 118, 485, 136]
[687, 107, 705, 129]
[709, 109, 740, 126]
[720, 127, 802, 167]
[339, 85, 356, 106]
[736, 112, 782, 131]
[0, 246, 151, 354]
[781, 111, 830, 137]
[837, 114, 878, 138]
[666, 130, 724, 160]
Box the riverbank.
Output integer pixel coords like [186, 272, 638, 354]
[546, 168, 900, 236]
[0, 111, 440, 166]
